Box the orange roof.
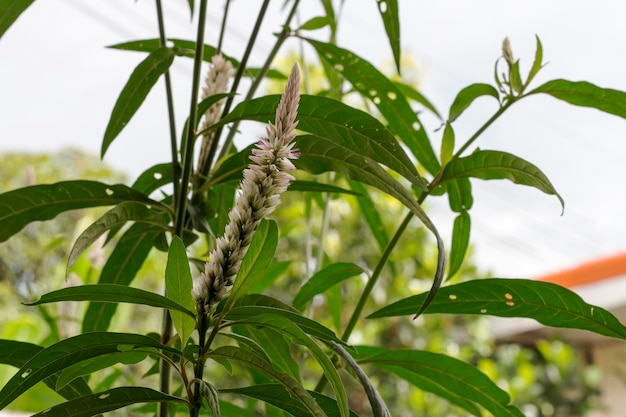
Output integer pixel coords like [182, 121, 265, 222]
[536, 251, 626, 288]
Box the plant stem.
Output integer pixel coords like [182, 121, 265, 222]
[216, 0, 230, 55]
[155, 0, 180, 207]
[190, 312, 209, 417]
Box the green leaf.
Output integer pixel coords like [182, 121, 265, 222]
[448, 83, 500, 122]
[227, 304, 343, 345]
[0, 0, 34, 39]
[247, 327, 300, 381]
[132, 163, 174, 195]
[27, 284, 195, 318]
[530, 79, 626, 120]
[367, 278, 626, 340]
[0, 333, 177, 409]
[207, 346, 326, 417]
[30, 387, 185, 417]
[67, 202, 169, 272]
[357, 348, 524, 417]
[227, 220, 278, 307]
[110, 38, 233, 66]
[393, 81, 442, 120]
[446, 178, 473, 212]
[165, 237, 196, 345]
[55, 350, 147, 390]
[443, 149, 564, 212]
[526, 35, 544, 86]
[510, 61, 523, 94]
[233, 315, 350, 417]
[299, 16, 332, 31]
[304, 38, 439, 175]
[102, 46, 176, 157]
[440, 121, 455, 165]
[248, 261, 291, 295]
[296, 134, 446, 316]
[293, 263, 364, 309]
[349, 181, 389, 251]
[82, 223, 159, 332]
[0, 181, 156, 243]
[216, 95, 426, 190]
[290, 180, 362, 196]
[221, 384, 359, 417]
[447, 212, 470, 280]
[0, 340, 92, 403]
[376, 0, 400, 73]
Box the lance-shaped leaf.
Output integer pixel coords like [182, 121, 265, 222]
[0, 340, 92, 402]
[446, 178, 473, 212]
[82, 223, 159, 333]
[67, 202, 169, 272]
[0, 181, 156, 242]
[207, 346, 327, 417]
[0, 0, 35, 39]
[394, 81, 442, 120]
[215, 95, 426, 190]
[293, 263, 364, 310]
[296, 134, 446, 316]
[29, 387, 186, 417]
[448, 211, 470, 280]
[530, 79, 626, 120]
[101, 46, 175, 157]
[449, 83, 500, 122]
[165, 237, 196, 345]
[27, 284, 195, 318]
[303, 38, 440, 175]
[349, 181, 390, 251]
[376, 0, 400, 73]
[289, 180, 361, 196]
[442, 149, 564, 212]
[221, 384, 359, 417]
[245, 327, 301, 381]
[526, 36, 544, 87]
[368, 278, 626, 340]
[356, 347, 524, 417]
[0, 333, 178, 409]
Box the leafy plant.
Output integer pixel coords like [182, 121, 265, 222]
[1, 2, 625, 417]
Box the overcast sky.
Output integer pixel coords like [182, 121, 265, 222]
[2, 1, 626, 278]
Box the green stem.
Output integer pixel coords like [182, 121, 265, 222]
[190, 312, 209, 417]
[216, 0, 230, 55]
[155, 0, 179, 206]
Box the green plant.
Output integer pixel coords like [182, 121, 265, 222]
[1, 2, 625, 416]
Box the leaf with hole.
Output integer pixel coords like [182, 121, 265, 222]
[102, 46, 176, 157]
[442, 150, 564, 212]
[368, 278, 626, 340]
[0, 181, 156, 243]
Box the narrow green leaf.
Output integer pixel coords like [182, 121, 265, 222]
[0, 181, 156, 243]
[234, 314, 350, 417]
[55, 350, 147, 390]
[367, 278, 626, 340]
[0, 333, 177, 409]
[207, 346, 326, 417]
[393, 81, 442, 120]
[82, 223, 158, 332]
[248, 327, 301, 381]
[290, 180, 361, 196]
[216, 94, 426, 190]
[109, 39, 233, 66]
[0, 0, 34, 39]
[357, 348, 524, 417]
[132, 163, 174, 195]
[446, 178, 473, 212]
[0, 340, 92, 402]
[102, 46, 176, 157]
[530, 79, 626, 120]
[510, 61, 523, 94]
[449, 83, 500, 122]
[349, 181, 389, 251]
[227, 220, 278, 306]
[186, 0, 194, 17]
[67, 202, 169, 272]
[30, 387, 186, 417]
[293, 263, 364, 309]
[299, 16, 332, 31]
[527, 35, 544, 86]
[165, 237, 196, 345]
[447, 212, 470, 280]
[442, 149, 564, 212]
[248, 261, 291, 295]
[376, 0, 400, 73]
[304, 38, 439, 174]
[440, 121, 455, 165]
[27, 284, 195, 318]
[222, 384, 359, 417]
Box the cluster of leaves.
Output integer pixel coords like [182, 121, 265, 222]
[1, 1, 626, 417]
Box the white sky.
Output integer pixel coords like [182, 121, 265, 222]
[1, 1, 626, 278]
